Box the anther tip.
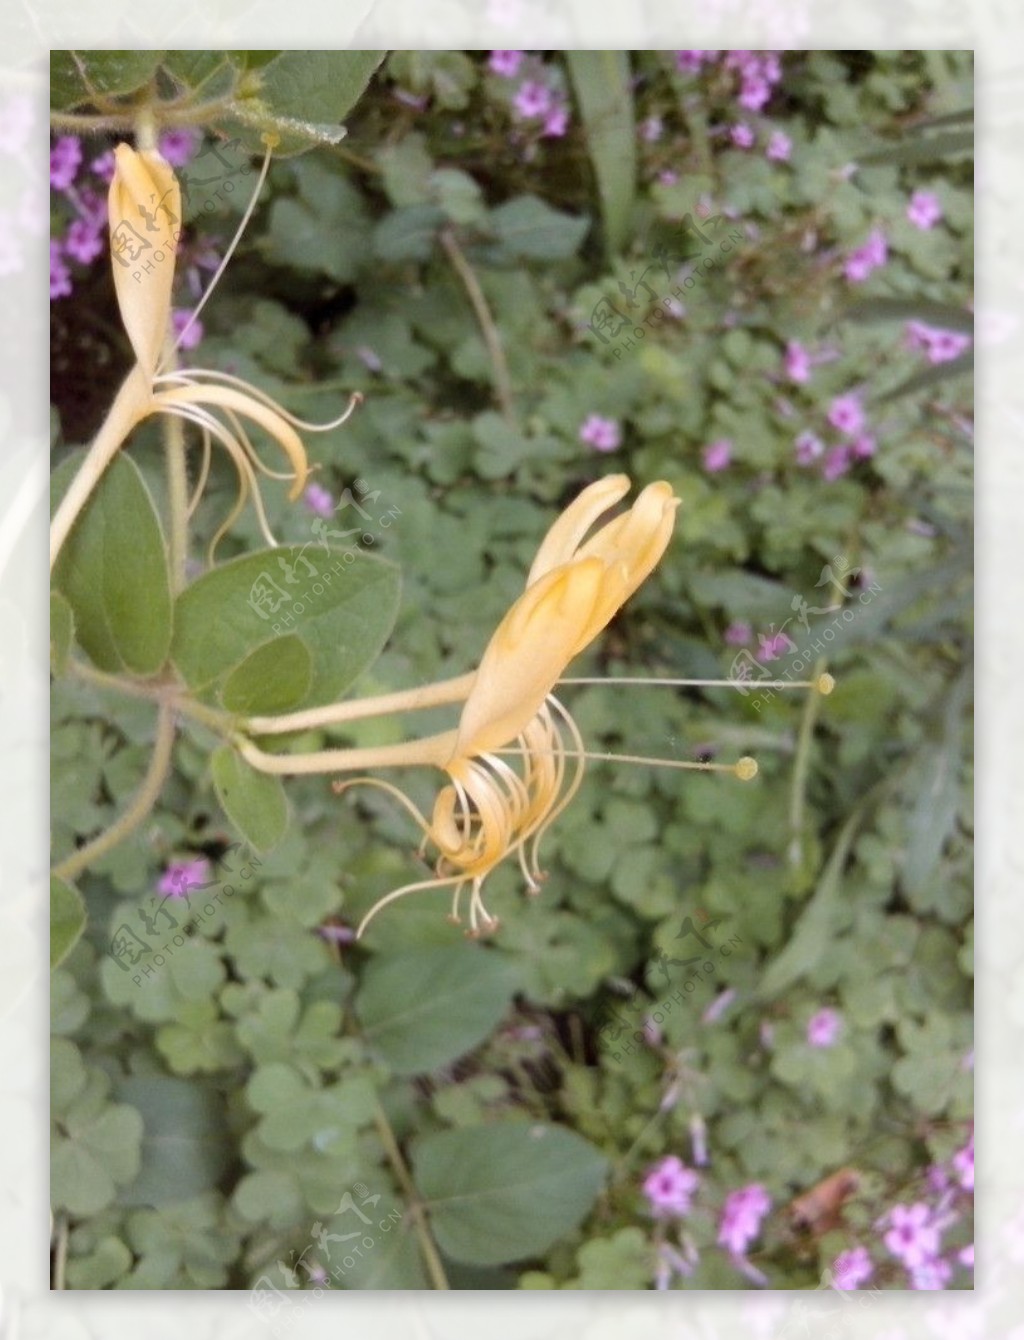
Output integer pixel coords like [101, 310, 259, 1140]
[735, 756, 759, 781]
[816, 672, 835, 696]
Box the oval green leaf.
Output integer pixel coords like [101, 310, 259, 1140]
[51, 453, 173, 676]
[413, 1123, 608, 1265]
[50, 589, 74, 676]
[172, 545, 400, 712]
[356, 946, 520, 1076]
[51, 874, 86, 970]
[221, 634, 313, 714]
[211, 746, 289, 852]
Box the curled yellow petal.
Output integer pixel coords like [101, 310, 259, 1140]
[108, 145, 181, 379]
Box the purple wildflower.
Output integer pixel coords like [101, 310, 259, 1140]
[757, 630, 790, 662]
[171, 308, 204, 350]
[50, 135, 82, 190]
[951, 1136, 974, 1191]
[907, 190, 942, 230]
[513, 80, 552, 120]
[807, 1007, 843, 1048]
[851, 434, 877, 460]
[738, 78, 771, 111]
[784, 339, 812, 383]
[724, 620, 753, 646]
[828, 393, 866, 435]
[831, 1246, 874, 1290]
[157, 857, 212, 898]
[794, 430, 824, 465]
[158, 128, 200, 167]
[579, 414, 622, 452]
[958, 1244, 974, 1269]
[884, 1203, 941, 1270]
[927, 329, 972, 364]
[49, 240, 72, 299]
[640, 116, 664, 142]
[643, 1156, 700, 1217]
[844, 229, 888, 283]
[718, 1184, 772, 1255]
[730, 123, 755, 150]
[822, 445, 852, 481]
[675, 51, 712, 75]
[909, 1256, 952, 1290]
[64, 218, 104, 265]
[303, 483, 335, 518]
[702, 438, 732, 472]
[541, 102, 570, 138]
[489, 50, 525, 78]
[766, 130, 792, 162]
[91, 150, 116, 181]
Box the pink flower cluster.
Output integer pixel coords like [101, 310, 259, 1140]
[724, 50, 784, 113]
[792, 391, 875, 481]
[579, 414, 622, 452]
[906, 320, 972, 365]
[643, 1155, 701, 1217]
[718, 1183, 772, 1256]
[907, 189, 943, 230]
[830, 1244, 874, 1290]
[844, 228, 888, 284]
[157, 857, 212, 898]
[491, 53, 570, 138]
[875, 1130, 973, 1289]
[806, 1006, 843, 1048]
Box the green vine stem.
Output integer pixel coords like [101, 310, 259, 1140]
[372, 1103, 450, 1290]
[52, 702, 176, 883]
[439, 227, 517, 427]
[787, 655, 829, 870]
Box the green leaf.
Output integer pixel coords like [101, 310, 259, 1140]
[877, 351, 972, 403]
[51, 1047, 144, 1216]
[266, 160, 371, 279]
[171, 545, 400, 711]
[51, 453, 173, 676]
[843, 296, 973, 333]
[373, 204, 447, 262]
[50, 874, 86, 970]
[258, 50, 385, 125]
[488, 195, 590, 262]
[50, 590, 74, 676]
[211, 746, 289, 852]
[902, 670, 971, 897]
[757, 803, 867, 1000]
[858, 129, 973, 165]
[356, 946, 520, 1075]
[113, 1076, 232, 1208]
[221, 635, 312, 714]
[414, 1123, 608, 1265]
[567, 51, 636, 257]
[50, 50, 166, 109]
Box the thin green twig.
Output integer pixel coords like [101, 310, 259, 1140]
[372, 1104, 450, 1290]
[52, 702, 176, 883]
[440, 227, 517, 427]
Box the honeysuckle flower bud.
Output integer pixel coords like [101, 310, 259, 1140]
[108, 144, 181, 380]
[50, 140, 358, 570]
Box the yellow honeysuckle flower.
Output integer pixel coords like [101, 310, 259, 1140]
[236, 475, 772, 935]
[50, 140, 357, 570]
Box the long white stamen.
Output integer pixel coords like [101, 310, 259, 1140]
[164, 135, 277, 362]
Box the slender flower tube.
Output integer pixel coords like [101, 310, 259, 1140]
[50, 141, 357, 570]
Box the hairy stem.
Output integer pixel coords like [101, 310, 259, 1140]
[372, 1103, 450, 1290]
[52, 702, 176, 882]
[440, 227, 517, 426]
